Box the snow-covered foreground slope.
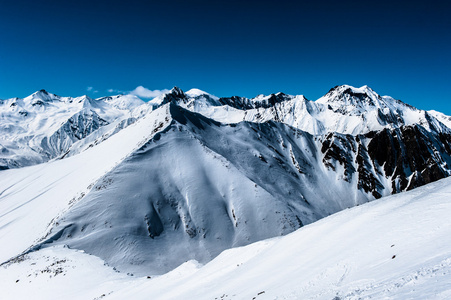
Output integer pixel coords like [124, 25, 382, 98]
[2, 176, 451, 300]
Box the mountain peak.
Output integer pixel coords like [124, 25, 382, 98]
[186, 88, 208, 97]
[169, 86, 185, 97]
[30, 89, 49, 97]
[25, 89, 60, 103]
[326, 84, 376, 97]
[185, 88, 219, 100]
[318, 84, 382, 108]
[158, 87, 188, 105]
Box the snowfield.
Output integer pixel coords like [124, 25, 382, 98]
[1, 176, 451, 299]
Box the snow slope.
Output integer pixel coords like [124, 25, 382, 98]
[1, 176, 450, 299]
[0, 104, 172, 263]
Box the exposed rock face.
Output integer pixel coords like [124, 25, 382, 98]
[160, 87, 188, 105]
[40, 109, 109, 158]
[367, 125, 451, 192]
[320, 124, 451, 198]
[219, 93, 292, 110]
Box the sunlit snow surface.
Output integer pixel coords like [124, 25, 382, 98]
[1, 176, 450, 299]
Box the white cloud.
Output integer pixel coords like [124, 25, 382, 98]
[87, 86, 99, 94]
[128, 86, 170, 99]
[107, 88, 125, 94]
[104, 86, 169, 99]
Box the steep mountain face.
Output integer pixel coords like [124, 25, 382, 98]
[2, 85, 451, 276]
[40, 109, 109, 159]
[33, 104, 339, 275]
[218, 92, 294, 109]
[367, 126, 451, 191]
[320, 125, 451, 198]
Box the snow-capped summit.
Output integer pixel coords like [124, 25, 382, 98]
[318, 84, 399, 111]
[26, 89, 60, 101]
[99, 94, 145, 111]
[185, 88, 219, 100]
[22, 89, 61, 107]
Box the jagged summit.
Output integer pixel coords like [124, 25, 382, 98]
[169, 86, 184, 96]
[217, 92, 298, 110]
[146, 86, 188, 107]
[316, 84, 414, 112]
[318, 84, 382, 106]
[160, 86, 187, 105]
[309, 85, 429, 133]
[24, 89, 60, 103]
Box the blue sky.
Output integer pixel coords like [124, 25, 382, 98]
[1, 0, 450, 114]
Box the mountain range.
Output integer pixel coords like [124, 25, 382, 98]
[1, 84, 451, 279]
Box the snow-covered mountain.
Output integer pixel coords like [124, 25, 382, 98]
[179, 85, 449, 136]
[2, 85, 449, 170]
[1, 85, 451, 296]
[0, 90, 145, 169]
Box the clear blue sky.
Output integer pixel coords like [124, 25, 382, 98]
[1, 0, 450, 114]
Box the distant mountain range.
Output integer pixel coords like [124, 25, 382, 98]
[1, 85, 451, 275]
